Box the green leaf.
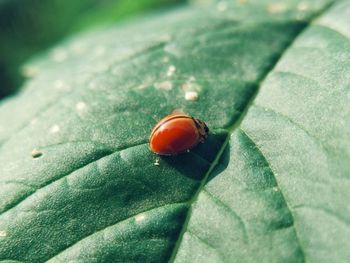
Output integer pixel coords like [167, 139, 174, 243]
[0, 0, 349, 262]
[0, 0, 185, 98]
[174, 1, 350, 262]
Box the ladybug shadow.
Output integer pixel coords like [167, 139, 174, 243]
[159, 130, 230, 183]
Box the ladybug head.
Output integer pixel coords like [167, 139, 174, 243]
[193, 118, 209, 139]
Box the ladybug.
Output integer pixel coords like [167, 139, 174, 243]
[149, 114, 209, 155]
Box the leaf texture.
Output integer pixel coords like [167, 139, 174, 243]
[1, 0, 349, 262]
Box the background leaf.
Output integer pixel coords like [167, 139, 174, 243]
[0, 0, 349, 262]
[0, 0, 185, 98]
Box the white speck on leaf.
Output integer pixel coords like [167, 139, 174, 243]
[50, 125, 60, 134]
[217, 1, 228, 12]
[267, 3, 287, 13]
[273, 187, 279, 192]
[167, 65, 176, 77]
[154, 158, 160, 166]
[135, 214, 146, 222]
[51, 48, 68, 62]
[185, 91, 199, 101]
[31, 149, 43, 159]
[155, 81, 173, 91]
[0, 231, 7, 237]
[76, 101, 87, 112]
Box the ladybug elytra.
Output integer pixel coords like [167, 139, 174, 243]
[149, 114, 209, 155]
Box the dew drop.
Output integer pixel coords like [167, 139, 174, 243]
[272, 187, 279, 192]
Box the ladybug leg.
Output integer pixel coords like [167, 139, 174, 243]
[154, 157, 160, 166]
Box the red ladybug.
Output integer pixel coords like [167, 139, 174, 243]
[149, 114, 209, 155]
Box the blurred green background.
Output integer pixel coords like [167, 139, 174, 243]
[0, 0, 185, 99]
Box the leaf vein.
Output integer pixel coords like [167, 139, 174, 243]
[0, 141, 147, 217]
[186, 230, 227, 263]
[240, 129, 306, 262]
[202, 189, 248, 242]
[47, 202, 187, 262]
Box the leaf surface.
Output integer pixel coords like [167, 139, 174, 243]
[0, 0, 349, 262]
[174, 1, 350, 262]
